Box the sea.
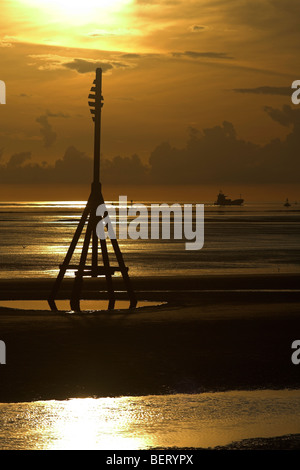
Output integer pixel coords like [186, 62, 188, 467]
[0, 200, 299, 450]
[0, 200, 299, 280]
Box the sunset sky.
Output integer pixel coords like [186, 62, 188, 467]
[0, 0, 299, 201]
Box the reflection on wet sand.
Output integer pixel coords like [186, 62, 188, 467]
[1, 390, 300, 450]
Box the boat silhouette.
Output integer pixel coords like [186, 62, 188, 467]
[284, 198, 291, 207]
[214, 190, 244, 206]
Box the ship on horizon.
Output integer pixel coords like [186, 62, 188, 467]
[214, 190, 244, 206]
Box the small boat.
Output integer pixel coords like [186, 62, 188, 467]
[214, 190, 244, 206]
[284, 198, 291, 207]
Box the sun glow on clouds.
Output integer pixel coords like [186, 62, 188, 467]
[16, 0, 133, 25]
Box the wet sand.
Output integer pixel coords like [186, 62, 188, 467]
[0, 274, 300, 450]
[0, 273, 299, 403]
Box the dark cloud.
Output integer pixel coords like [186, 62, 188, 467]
[7, 151, 31, 168]
[35, 111, 69, 148]
[61, 58, 130, 74]
[172, 51, 234, 60]
[36, 114, 57, 147]
[1, 105, 300, 185]
[0, 146, 148, 185]
[0, 152, 42, 185]
[63, 59, 113, 74]
[53, 146, 93, 183]
[147, 107, 300, 185]
[264, 104, 300, 128]
[46, 110, 70, 118]
[120, 53, 143, 59]
[189, 25, 206, 32]
[254, 105, 300, 183]
[102, 154, 149, 184]
[149, 122, 257, 184]
[120, 52, 160, 61]
[0, 147, 92, 184]
[233, 86, 291, 96]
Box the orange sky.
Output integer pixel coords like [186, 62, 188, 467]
[0, 0, 299, 201]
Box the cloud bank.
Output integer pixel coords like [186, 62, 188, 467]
[1, 105, 299, 185]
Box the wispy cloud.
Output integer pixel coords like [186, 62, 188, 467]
[188, 25, 207, 32]
[35, 110, 71, 147]
[46, 110, 70, 118]
[233, 86, 291, 96]
[36, 114, 57, 148]
[63, 58, 115, 74]
[29, 54, 130, 74]
[172, 51, 234, 60]
[28, 53, 71, 71]
[85, 29, 139, 38]
[0, 40, 12, 47]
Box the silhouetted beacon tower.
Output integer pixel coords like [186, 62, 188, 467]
[48, 68, 137, 311]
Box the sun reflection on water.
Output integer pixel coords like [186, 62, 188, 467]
[1, 391, 300, 450]
[46, 398, 146, 450]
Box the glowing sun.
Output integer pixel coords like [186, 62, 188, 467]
[17, 0, 132, 24]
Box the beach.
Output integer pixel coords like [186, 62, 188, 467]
[0, 273, 300, 449]
[0, 273, 299, 402]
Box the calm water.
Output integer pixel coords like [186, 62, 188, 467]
[0, 390, 300, 450]
[0, 200, 299, 279]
